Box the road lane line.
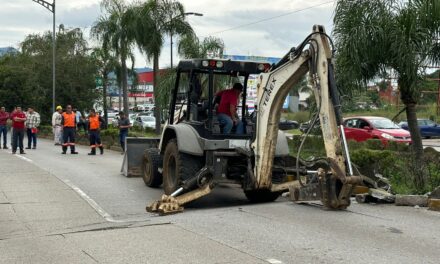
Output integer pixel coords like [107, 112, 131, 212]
[14, 154, 139, 223]
[266, 259, 284, 264]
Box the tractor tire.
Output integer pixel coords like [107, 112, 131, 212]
[141, 148, 163, 188]
[162, 139, 202, 195]
[244, 189, 280, 203]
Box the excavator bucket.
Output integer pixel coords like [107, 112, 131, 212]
[121, 137, 160, 177]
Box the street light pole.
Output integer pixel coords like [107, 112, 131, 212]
[170, 12, 203, 69]
[32, 0, 56, 114]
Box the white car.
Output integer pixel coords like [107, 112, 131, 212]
[134, 116, 156, 129]
[107, 112, 117, 124]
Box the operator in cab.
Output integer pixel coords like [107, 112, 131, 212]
[216, 83, 244, 134]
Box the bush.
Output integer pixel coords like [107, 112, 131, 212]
[38, 125, 53, 135]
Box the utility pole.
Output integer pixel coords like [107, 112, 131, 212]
[32, 0, 56, 114]
[169, 12, 203, 69]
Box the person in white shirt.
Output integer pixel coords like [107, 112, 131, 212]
[52, 106, 63, 145]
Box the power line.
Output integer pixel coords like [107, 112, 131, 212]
[209, 0, 335, 36]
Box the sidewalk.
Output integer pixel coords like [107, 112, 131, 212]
[0, 151, 264, 264]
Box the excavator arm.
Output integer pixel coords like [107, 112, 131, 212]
[253, 25, 362, 208]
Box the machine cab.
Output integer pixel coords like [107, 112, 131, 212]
[168, 59, 270, 139]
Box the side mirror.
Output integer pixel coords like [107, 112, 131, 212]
[363, 126, 372, 131]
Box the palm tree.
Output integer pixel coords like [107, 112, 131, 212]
[91, 47, 118, 127]
[91, 0, 134, 115]
[333, 0, 440, 191]
[178, 35, 224, 59]
[129, 0, 194, 134]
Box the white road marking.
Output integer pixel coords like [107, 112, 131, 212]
[15, 154, 136, 223]
[266, 259, 284, 264]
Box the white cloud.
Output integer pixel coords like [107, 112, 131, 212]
[0, 0, 336, 68]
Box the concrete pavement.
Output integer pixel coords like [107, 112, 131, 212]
[0, 150, 266, 264]
[1, 139, 440, 263]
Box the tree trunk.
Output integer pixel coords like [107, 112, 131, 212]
[405, 103, 426, 191]
[153, 54, 161, 135]
[121, 58, 129, 115]
[103, 74, 108, 129]
[118, 84, 122, 111]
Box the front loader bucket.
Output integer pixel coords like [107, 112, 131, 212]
[121, 137, 160, 177]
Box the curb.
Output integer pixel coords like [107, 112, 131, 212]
[395, 195, 428, 207]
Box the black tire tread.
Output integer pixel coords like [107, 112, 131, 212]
[142, 148, 163, 187]
[244, 189, 280, 203]
[163, 139, 202, 195]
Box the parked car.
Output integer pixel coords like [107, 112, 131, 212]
[278, 119, 299, 131]
[398, 119, 440, 138]
[136, 111, 154, 118]
[343, 116, 411, 144]
[133, 116, 156, 129]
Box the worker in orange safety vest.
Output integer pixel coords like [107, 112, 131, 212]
[87, 109, 105, 155]
[61, 105, 78, 154]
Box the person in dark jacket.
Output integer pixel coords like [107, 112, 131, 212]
[118, 112, 131, 152]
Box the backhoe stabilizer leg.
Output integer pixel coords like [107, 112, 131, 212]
[289, 168, 359, 209]
[146, 184, 213, 215]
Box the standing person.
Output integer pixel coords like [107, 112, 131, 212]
[25, 107, 40, 149]
[0, 107, 9, 149]
[74, 108, 86, 134]
[118, 111, 131, 152]
[87, 109, 105, 155]
[52, 106, 63, 145]
[61, 105, 78, 154]
[10, 107, 26, 154]
[217, 83, 244, 134]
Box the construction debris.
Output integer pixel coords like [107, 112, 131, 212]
[354, 188, 395, 204]
[369, 188, 395, 202]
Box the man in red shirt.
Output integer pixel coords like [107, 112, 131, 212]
[217, 83, 244, 134]
[10, 106, 27, 154]
[0, 106, 9, 149]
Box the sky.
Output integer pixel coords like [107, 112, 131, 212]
[0, 0, 335, 68]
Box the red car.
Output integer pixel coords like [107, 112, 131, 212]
[343, 116, 411, 144]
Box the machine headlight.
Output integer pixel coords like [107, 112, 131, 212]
[202, 60, 209, 67]
[381, 133, 394, 140]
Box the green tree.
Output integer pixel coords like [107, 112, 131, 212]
[0, 27, 97, 123]
[91, 47, 118, 126]
[155, 35, 225, 113]
[129, 0, 194, 134]
[92, 0, 134, 115]
[178, 35, 224, 59]
[333, 0, 440, 191]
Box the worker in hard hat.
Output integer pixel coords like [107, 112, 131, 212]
[51, 106, 63, 145]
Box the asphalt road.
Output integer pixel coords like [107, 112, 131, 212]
[11, 138, 440, 264]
